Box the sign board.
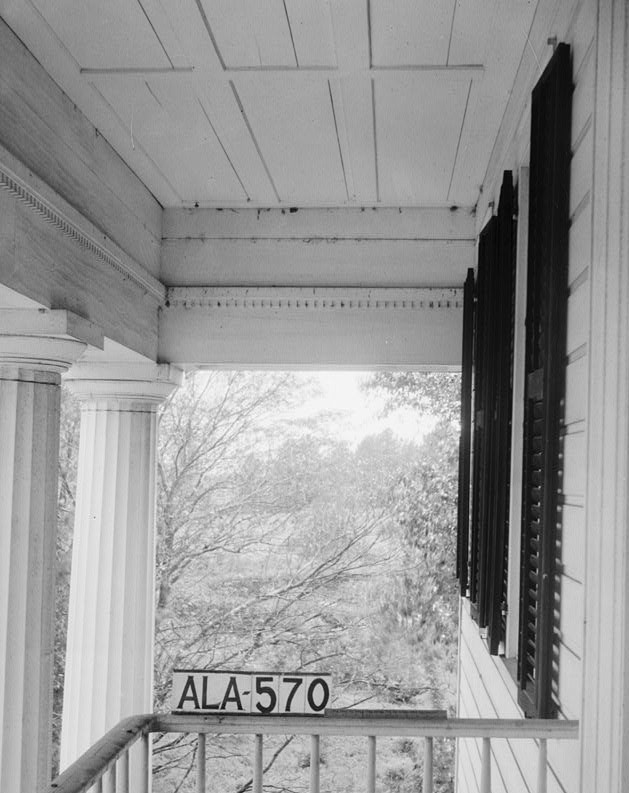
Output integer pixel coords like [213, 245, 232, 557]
[171, 670, 331, 715]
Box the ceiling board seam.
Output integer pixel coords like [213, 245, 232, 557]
[447, 79, 473, 204]
[367, 0, 373, 69]
[229, 81, 281, 203]
[367, 65, 483, 74]
[80, 65, 483, 77]
[371, 78, 379, 203]
[446, 0, 457, 67]
[172, 201, 477, 210]
[282, 0, 300, 68]
[90, 81, 182, 202]
[145, 81, 164, 109]
[193, 0, 226, 71]
[23, 0, 82, 70]
[81, 67, 194, 75]
[197, 98, 250, 202]
[327, 81, 350, 202]
[136, 0, 174, 68]
[478, 2, 541, 199]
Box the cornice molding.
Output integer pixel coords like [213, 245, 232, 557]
[0, 154, 165, 303]
[164, 286, 463, 311]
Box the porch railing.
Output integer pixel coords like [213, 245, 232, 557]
[46, 710, 578, 793]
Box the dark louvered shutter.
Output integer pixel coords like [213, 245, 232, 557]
[469, 216, 496, 618]
[486, 171, 516, 654]
[517, 43, 571, 718]
[468, 172, 517, 653]
[457, 268, 475, 595]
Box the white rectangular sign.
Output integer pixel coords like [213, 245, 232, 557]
[171, 670, 331, 715]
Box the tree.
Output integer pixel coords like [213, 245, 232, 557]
[52, 388, 81, 776]
[365, 372, 461, 673]
[365, 372, 462, 792]
[151, 372, 450, 793]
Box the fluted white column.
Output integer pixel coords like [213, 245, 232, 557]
[0, 328, 89, 793]
[60, 364, 181, 773]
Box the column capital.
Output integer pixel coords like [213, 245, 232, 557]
[0, 309, 103, 377]
[63, 362, 184, 405]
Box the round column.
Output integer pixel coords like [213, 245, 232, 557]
[0, 335, 87, 793]
[60, 364, 181, 773]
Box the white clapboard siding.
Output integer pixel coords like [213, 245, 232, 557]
[458, 2, 594, 792]
[560, 503, 585, 584]
[568, 204, 591, 285]
[556, 642, 583, 722]
[562, 433, 587, 500]
[458, 609, 581, 793]
[566, 283, 590, 362]
[570, 126, 593, 218]
[564, 355, 588, 428]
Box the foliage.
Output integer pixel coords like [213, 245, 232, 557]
[53, 388, 81, 777]
[366, 372, 462, 700]
[367, 372, 461, 426]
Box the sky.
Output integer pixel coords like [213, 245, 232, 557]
[290, 371, 436, 446]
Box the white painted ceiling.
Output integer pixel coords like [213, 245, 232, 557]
[1, 0, 538, 210]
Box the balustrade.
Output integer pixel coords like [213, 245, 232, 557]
[46, 710, 578, 793]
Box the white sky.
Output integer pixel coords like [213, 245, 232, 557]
[291, 371, 436, 446]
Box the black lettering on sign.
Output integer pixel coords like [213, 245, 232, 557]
[307, 678, 330, 712]
[201, 676, 219, 710]
[282, 677, 303, 712]
[221, 676, 244, 711]
[176, 676, 200, 710]
[255, 676, 277, 714]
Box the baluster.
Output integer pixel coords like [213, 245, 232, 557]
[423, 737, 433, 793]
[141, 733, 150, 793]
[537, 738, 547, 793]
[367, 736, 376, 793]
[480, 737, 491, 793]
[95, 776, 104, 793]
[310, 735, 320, 793]
[197, 733, 207, 793]
[101, 765, 116, 793]
[253, 734, 263, 793]
[119, 749, 129, 793]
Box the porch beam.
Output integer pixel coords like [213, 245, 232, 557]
[158, 286, 463, 369]
[161, 207, 476, 291]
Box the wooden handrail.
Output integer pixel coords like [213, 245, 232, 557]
[46, 714, 155, 793]
[153, 710, 579, 739]
[45, 710, 579, 793]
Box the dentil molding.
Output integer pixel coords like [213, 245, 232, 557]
[164, 286, 463, 311]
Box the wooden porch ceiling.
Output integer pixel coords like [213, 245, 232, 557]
[1, 0, 538, 211]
